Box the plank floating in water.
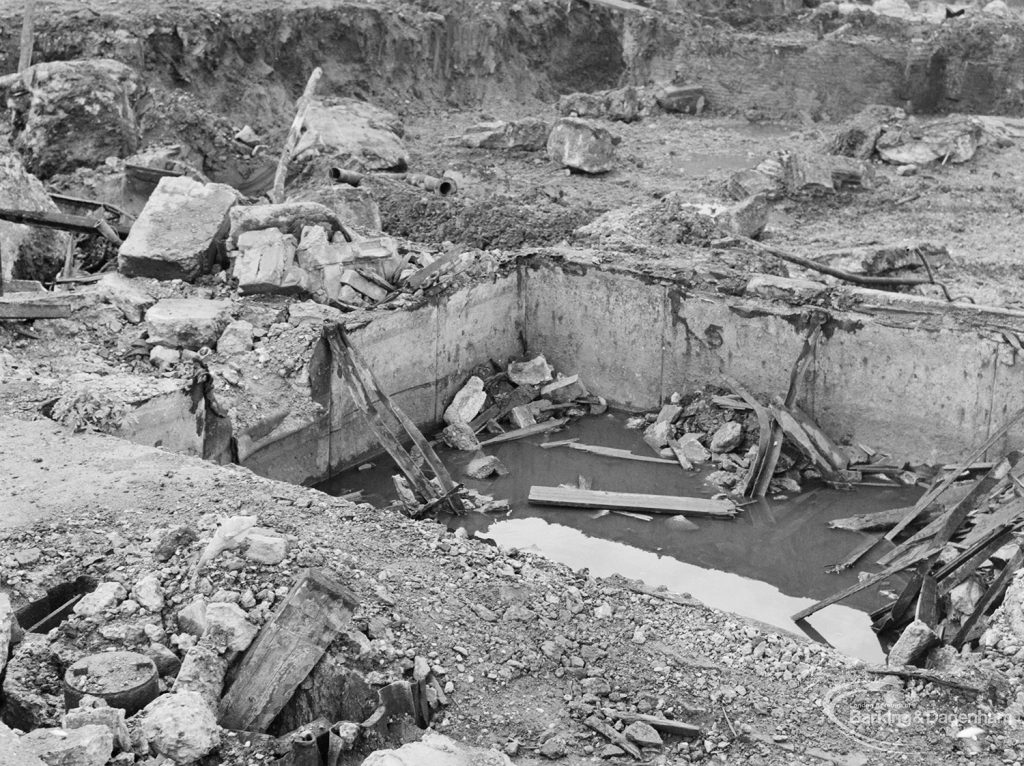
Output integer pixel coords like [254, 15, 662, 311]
[528, 486, 737, 518]
[478, 418, 568, 446]
[565, 442, 678, 465]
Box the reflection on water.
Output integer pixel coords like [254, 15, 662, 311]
[319, 412, 921, 663]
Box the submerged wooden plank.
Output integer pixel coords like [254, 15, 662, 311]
[528, 486, 736, 518]
[478, 418, 568, 446]
[565, 442, 677, 465]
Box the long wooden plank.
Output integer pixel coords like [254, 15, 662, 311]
[565, 442, 677, 465]
[722, 376, 772, 497]
[478, 418, 568, 446]
[528, 486, 736, 518]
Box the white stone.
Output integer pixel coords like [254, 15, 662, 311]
[216, 320, 254, 356]
[177, 598, 209, 637]
[887, 619, 937, 666]
[233, 229, 307, 295]
[64, 701, 131, 753]
[983, 0, 1007, 15]
[89, 273, 155, 324]
[149, 345, 180, 371]
[73, 582, 127, 617]
[118, 176, 239, 281]
[243, 530, 288, 565]
[443, 376, 487, 425]
[203, 602, 258, 654]
[0, 150, 71, 283]
[140, 691, 220, 764]
[360, 732, 513, 766]
[546, 117, 615, 174]
[624, 721, 663, 748]
[507, 355, 553, 386]
[133, 574, 165, 612]
[710, 422, 743, 453]
[949, 577, 984, 619]
[21, 725, 113, 766]
[173, 644, 227, 706]
[145, 298, 233, 350]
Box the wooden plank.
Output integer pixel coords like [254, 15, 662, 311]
[219, 568, 357, 732]
[528, 486, 736, 518]
[565, 442, 677, 465]
[583, 716, 642, 760]
[478, 418, 568, 446]
[782, 402, 848, 471]
[271, 67, 322, 203]
[601, 709, 701, 738]
[864, 666, 984, 695]
[18, 0, 35, 73]
[936, 526, 1016, 596]
[916, 574, 938, 629]
[792, 544, 941, 622]
[0, 208, 123, 243]
[955, 497, 1024, 551]
[769, 401, 837, 474]
[829, 504, 941, 533]
[951, 546, 1024, 649]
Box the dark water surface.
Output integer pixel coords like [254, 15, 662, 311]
[319, 412, 922, 662]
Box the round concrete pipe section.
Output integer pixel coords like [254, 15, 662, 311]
[64, 650, 159, 715]
[328, 167, 363, 187]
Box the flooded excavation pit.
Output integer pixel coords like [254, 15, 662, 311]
[321, 411, 921, 663]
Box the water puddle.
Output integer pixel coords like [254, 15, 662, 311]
[319, 413, 921, 663]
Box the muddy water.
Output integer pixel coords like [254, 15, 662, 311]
[319, 413, 922, 663]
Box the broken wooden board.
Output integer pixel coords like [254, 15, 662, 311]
[601, 708, 701, 738]
[0, 207, 124, 243]
[829, 504, 942, 533]
[564, 442, 677, 465]
[583, 715, 642, 760]
[219, 568, 358, 732]
[528, 486, 736, 518]
[478, 418, 568, 446]
[770, 400, 848, 474]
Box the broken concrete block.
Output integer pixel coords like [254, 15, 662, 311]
[0, 150, 71, 282]
[547, 118, 615, 174]
[118, 176, 239, 281]
[290, 186, 383, 234]
[876, 115, 982, 166]
[509, 404, 537, 429]
[727, 168, 784, 202]
[203, 602, 258, 654]
[444, 377, 487, 425]
[465, 455, 509, 480]
[655, 84, 706, 115]
[540, 374, 587, 404]
[678, 434, 710, 464]
[145, 643, 181, 678]
[713, 194, 768, 239]
[177, 598, 209, 637]
[173, 645, 227, 707]
[149, 345, 180, 371]
[827, 104, 904, 160]
[644, 421, 674, 453]
[132, 574, 165, 612]
[558, 86, 653, 123]
[21, 725, 113, 766]
[73, 582, 127, 617]
[887, 619, 938, 666]
[216, 320, 254, 356]
[298, 97, 409, 171]
[339, 269, 388, 302]
[140, 691, 220, 764]
[950, 577, 985, 620]
[624, 720, 663, 748]
[452, 118, 550, 150]
[440, 422, 481, 451]
[243, 529, 288, 565]
[0, 722, 46, 766]
[89, 273, 155, 324]
[233, 229, 305, 295]
[508, 355, 553, 386]
[10, 58, 143, 176]
[228, 202, 349, 248]
[145, 298, 232, 350]
[3, 634, 62, 730]
[784, 152, 835, 195]
[710, 422, 743, 453]
[361, 732, 513, 766]
[64, 699, 131, 753]
[287, 301, 344, 326]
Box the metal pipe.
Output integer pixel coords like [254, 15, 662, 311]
[404, 173, 457, 196]
[328, 167, 363, 187]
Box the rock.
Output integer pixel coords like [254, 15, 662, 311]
[727, 168, 784, 202]
[10, 59, 143, 176]
[298, 97, 409, 171]
[232, 229, 307, 295]
[580, 677, 611, 696]
[710, 422, 743, 453]
[3, 634, 62, 730]
[547, 118, 615, 174]
[827, 104, 905, 160]
[784, 152, 835, 195]
[996, 569, 1024, 643]
[145, 299, 232, 350]
[216, 320, 255, 356]
[678, 435, 710, 464]
[624, 721, 663, 748]
[508, 355, 553, 386]
[643, 421, 673, 452]
[132, 574, 165, 612]
[0, 593, 11, 679]
[895, 163, 918, 176]
[228, 202, 349, 248]
[290, 186, 383, 234]
[144, 643, 181, 677]
[713, 194, 768, 239]
[539, 734, 569, 760]
[558, 86, 653, 122]
[540, 374, 588, 404]
[118, 176, 239, 281]
[0, 722, 46, 766]
[440, 422, 481, 452]
[887, 619, 938, 666]
[64, 699, 131, 752]
[876, 116, 982, 166]
[89, 273, 155, 324]
[74, 582, 127, 616]
[984, 0, 1008, 15]
[149, 345, 180, 371]
[177, 598, 209, 637]
[173, 645, 227, 706]
[21, 725, 113, 766]
[360, 731, 513, 765]
[288, 300, 345, 326]
[203, 602, 258, 654]
[655, 84, 706, 115]
[153, 526, 198, 561]
[452, 118, 550, 150]
[465, 456, 508, 480]
[444, 377, 487, 425]
[509, 404, 537, 429]
[0, 150, 71, 282]
[242, 529, 288, 565]
[139, 691, 220, 764]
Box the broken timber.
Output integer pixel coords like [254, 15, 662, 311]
[218, 568, 357, 732]
[0, 207, 124, 243]
[528, 486, 737, 518]
[478, 418, 568, 446]
[561, 442, 678, 465]
[271, 67, 322, 204]
[601, 708, 701, 738]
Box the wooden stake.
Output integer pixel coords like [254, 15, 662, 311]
[18, 0, 35, 74]
[270, 67, 323, 204]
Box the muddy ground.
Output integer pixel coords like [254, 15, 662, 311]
[4, 0, 1024, 764]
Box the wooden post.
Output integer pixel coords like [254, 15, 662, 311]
[218, 568, 357, 732]
[270, 67, 323, 204]
[18, 0, 35, 74]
